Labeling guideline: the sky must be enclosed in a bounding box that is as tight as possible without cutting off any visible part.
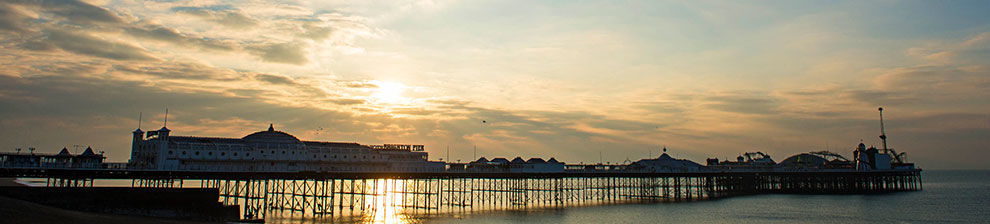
[0,0,987,169]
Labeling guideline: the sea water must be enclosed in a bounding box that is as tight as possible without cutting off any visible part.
[425,170,989,224]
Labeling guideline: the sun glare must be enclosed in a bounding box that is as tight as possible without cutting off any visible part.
[370,81,410,105]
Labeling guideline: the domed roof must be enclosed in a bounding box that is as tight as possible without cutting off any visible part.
[242,124,301,144]
[778,153,828,168]
[657,153,673,160]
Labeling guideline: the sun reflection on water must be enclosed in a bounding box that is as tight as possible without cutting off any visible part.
[363,179,409,224]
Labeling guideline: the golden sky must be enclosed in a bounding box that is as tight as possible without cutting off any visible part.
[0,0,988,169]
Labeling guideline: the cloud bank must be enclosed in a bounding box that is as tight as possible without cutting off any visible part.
[0,0,987,169]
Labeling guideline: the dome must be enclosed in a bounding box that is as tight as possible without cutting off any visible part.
[658,153,673,160]
[242,124,301,144]
[778,153,828,168]
[629,153,703,171]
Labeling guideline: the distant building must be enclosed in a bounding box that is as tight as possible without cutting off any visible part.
[465,157,565,173]
[0,147,105,169]
[707,151,776,171]
[626,153,703,172]
[853,143,892,171]
[777,153,829,169]
[128,124,445,172]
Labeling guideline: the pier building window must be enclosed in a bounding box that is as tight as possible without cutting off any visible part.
[195,152,200,156]
[182,151,187,155]
[220,152,225,156]
[233,153,237,156]
[208,152,213,156]
[168,151,173,155]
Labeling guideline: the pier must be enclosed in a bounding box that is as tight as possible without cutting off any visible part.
[0,168,921,220]
[0,108,924,221]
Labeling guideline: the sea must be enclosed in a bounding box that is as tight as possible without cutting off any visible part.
[423,170,988,224]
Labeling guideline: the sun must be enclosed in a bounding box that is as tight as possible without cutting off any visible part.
[370,81,410,105]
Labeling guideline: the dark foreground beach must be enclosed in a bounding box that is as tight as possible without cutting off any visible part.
[0,178,209,224]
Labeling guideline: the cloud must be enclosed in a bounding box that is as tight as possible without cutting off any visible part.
[43,29,156,61]
[329,98,365,105]
[2,0,988,169]
[1,0,376,67]
[18,40,57,51]
[253,73,297,85]
[30,0,125,26]
[703,93,778,115]
[171,6,259,29]
[111,62,237,80]
[0,4,29,32]
[123,23,235,51]
[247,42,308,65]
[344,81,378,89]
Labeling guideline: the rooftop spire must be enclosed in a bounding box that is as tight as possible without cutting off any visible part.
[268,123,274,132]
[879,107,888,154]
[163,107,168,128]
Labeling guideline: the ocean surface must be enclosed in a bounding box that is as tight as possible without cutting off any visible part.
[423,170,988,224]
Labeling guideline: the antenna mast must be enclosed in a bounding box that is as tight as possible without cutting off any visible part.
[138,112,142,129]
[164,108,168,127]
[879,107,888,154]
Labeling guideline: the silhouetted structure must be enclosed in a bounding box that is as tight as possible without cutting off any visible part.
[0,147,104,169]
